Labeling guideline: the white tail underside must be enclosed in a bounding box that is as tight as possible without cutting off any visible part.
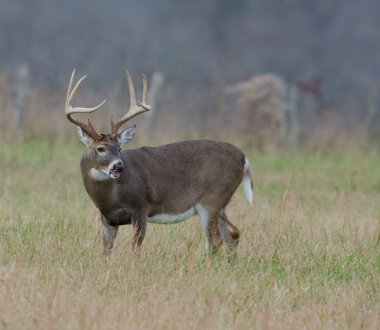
[242,158,254,206]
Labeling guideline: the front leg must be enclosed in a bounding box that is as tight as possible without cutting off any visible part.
[101,214,118,255]
[131,214,147,253]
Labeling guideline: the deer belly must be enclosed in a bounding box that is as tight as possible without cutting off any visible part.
[147,207,196,224]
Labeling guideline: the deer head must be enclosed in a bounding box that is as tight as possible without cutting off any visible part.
[65,69,150,180]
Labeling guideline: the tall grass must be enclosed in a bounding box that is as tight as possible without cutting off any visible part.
[0,135,379,329]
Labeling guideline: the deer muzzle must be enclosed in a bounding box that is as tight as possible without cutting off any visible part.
[109,160,124,179]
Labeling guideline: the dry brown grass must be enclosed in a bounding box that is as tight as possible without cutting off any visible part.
[0,136,379,329]
[0,73,379,329]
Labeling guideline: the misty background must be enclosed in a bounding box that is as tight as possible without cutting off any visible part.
[1,0,380,148]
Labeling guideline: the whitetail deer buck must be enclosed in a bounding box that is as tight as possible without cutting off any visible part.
[65,69,253,257]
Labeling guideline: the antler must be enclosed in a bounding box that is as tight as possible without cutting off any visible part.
[65,70,107,140]
[111,69,151,134]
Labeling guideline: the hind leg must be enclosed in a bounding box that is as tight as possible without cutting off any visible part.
[195,204,223,254]
[219,209,240,259]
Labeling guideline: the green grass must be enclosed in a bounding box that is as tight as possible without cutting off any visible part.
[0,136,380,329]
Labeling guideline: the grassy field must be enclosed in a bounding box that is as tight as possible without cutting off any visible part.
[0,134,379,329]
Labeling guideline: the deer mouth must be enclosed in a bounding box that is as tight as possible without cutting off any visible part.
[110,168,122,179]
[108,160,124,179]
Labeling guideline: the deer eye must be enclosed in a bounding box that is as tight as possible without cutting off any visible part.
[96,146,106,153]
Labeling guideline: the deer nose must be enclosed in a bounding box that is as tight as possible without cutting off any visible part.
[113,160,124,172]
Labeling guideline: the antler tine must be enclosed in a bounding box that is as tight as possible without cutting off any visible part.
[111,69,151,134]
[126,70,137,109]
[140,74,151,111]
[65,69,77,110]
[65,70,107,140]
[66,74,87,112]
[65,71,107,115]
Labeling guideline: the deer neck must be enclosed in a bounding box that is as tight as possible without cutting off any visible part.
[80,155,117,198]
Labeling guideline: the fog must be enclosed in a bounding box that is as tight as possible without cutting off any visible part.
[1,1,380,145]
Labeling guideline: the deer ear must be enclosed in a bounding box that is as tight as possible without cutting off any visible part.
[117,125,136,144]
[77,126,94,146]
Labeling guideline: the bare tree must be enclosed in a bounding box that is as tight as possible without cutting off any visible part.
[12,63,30,129]
[226,74,287,149]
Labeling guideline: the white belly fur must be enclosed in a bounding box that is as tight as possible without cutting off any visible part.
[148,207,196,224]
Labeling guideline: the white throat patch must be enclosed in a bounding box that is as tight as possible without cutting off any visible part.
[89,168,111,181]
